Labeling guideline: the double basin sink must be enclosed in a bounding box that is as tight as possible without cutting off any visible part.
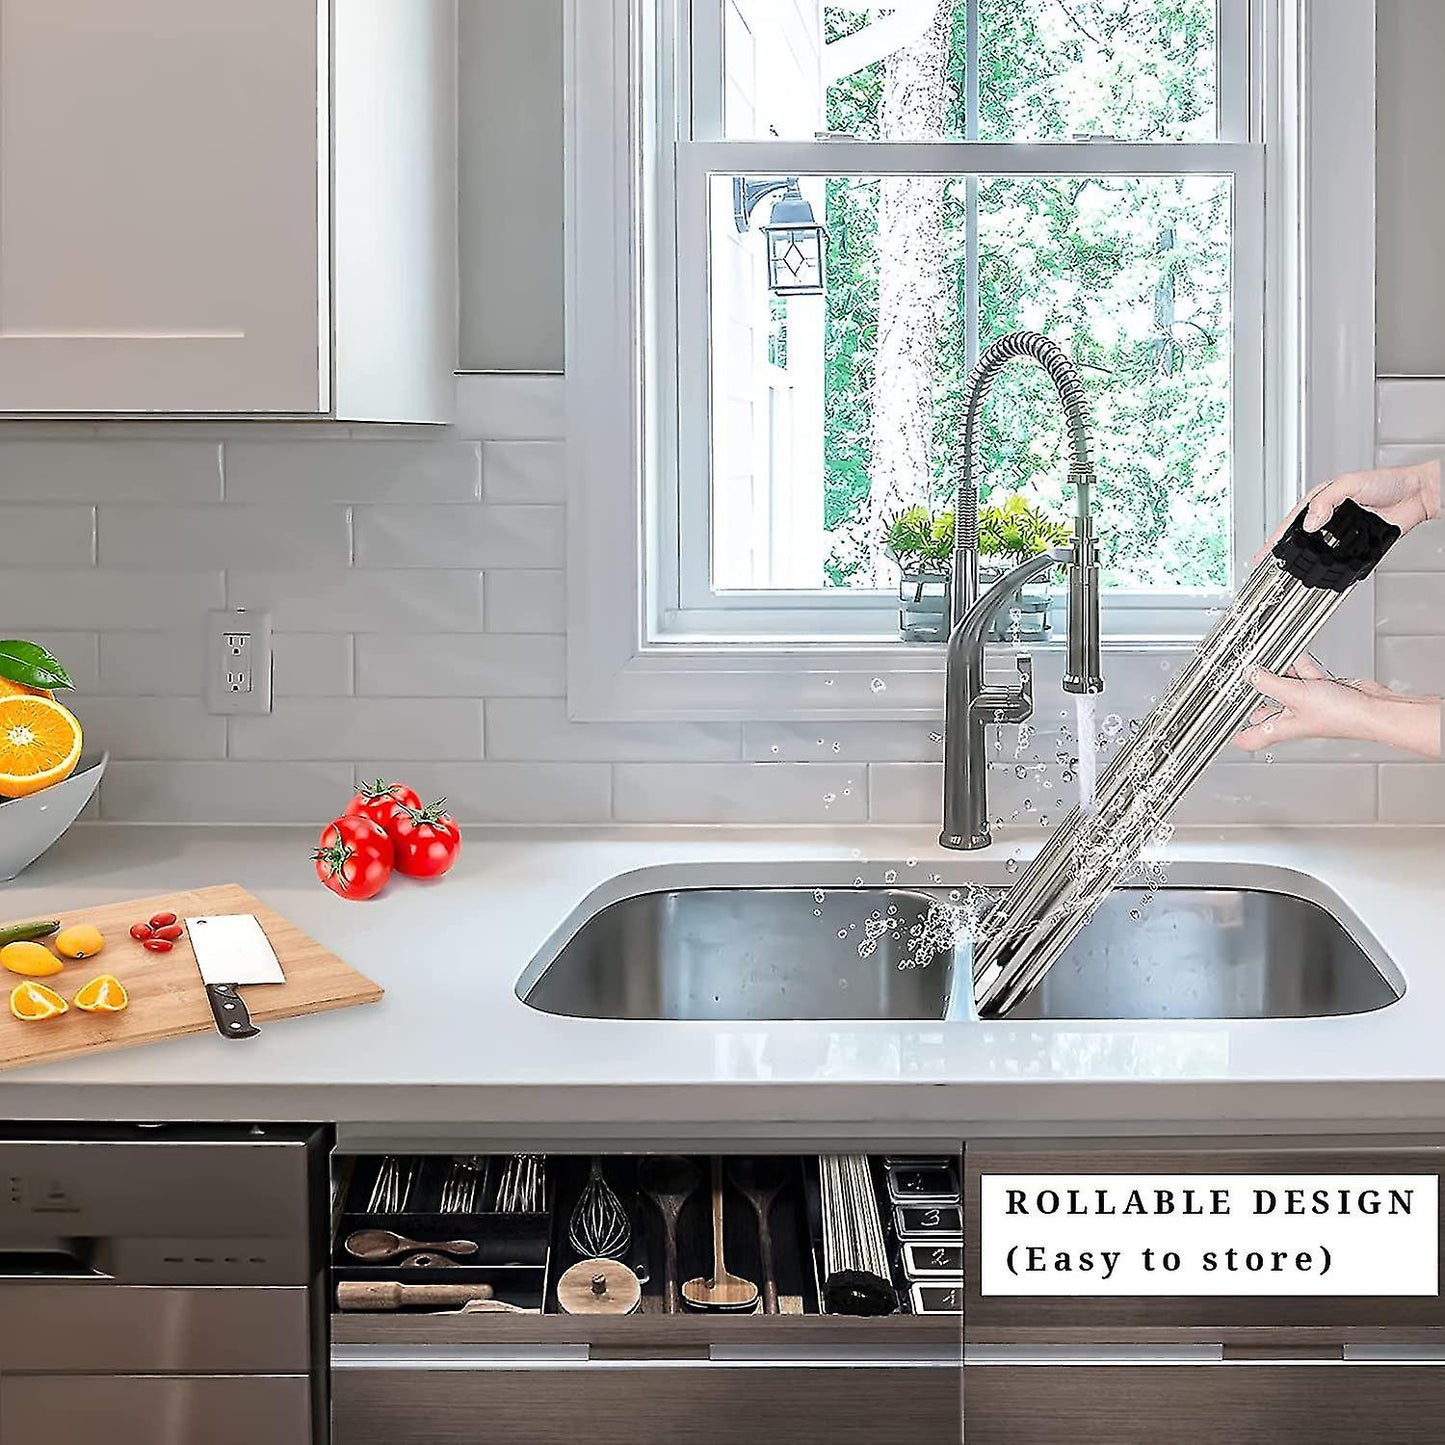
[519,872,1402,1023]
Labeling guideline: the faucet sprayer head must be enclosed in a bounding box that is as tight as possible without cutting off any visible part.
[1062,531,1105,696]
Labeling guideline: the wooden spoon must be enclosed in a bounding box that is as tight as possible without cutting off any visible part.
[345,1228,478,1262]
[728,1156,789,1315]
[682,1158,759,1312]
[638,1154,701,1315]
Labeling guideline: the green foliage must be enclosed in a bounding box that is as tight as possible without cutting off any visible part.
[818,0,1230,593]
[978,495,1073,563]
[885,506,955,571]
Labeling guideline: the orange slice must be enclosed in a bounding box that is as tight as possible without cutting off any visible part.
[0,695,82,798]
[0,676,53,702]
[73,974,128,1013]
[9,980,67,1020]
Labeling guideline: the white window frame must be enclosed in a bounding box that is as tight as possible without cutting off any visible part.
[565,0,1376,722]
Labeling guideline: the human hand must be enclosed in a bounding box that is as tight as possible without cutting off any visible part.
[1256,459,1441,562]
[1233,654,1443,759]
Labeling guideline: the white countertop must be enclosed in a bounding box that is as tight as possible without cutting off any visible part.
[0,823,1442,1141]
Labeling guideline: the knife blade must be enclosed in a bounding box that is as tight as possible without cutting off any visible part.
[185,914,285,1041]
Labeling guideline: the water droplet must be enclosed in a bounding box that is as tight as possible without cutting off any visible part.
[832,741,841,752]
[930,731,943,744]
[812,908,822,917]
[813,889,825,903]
[1129,909,1141,920]
[824,678,834,687]
[884,869,898,883]
[837,930,848,939]
[949,890,962,902]
[1023,799,1035,811]
[1005,859,1019,874]
[823,792,836,805]
[770,744,780,755]
[906,858,917,867]
[870,677,887,694]
[1040,815,1050,826]
[1262,752,1274,764]
[817,738,826,747]
[1015,766,1028,780]
[853,876,864,886]
[842,787,851,796]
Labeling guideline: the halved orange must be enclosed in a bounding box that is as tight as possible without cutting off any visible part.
[0,696,82,798]
[0,676,53,702]
[73,974,128,1013]
[9,980,67,1020]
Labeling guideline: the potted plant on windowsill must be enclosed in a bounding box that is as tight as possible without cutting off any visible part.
[885,506,954,643]
[978,495,1072,642]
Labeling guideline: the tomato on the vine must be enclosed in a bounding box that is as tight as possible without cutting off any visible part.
[314,815,394,900]
[390,800,462,879]
[344,778,422,839]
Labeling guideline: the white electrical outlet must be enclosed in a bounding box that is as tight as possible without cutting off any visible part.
[207,610,272,715]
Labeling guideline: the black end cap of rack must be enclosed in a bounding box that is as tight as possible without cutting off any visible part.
[1271,497,1401,591]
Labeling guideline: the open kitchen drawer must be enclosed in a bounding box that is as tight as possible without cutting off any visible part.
[329,1150,965,1445]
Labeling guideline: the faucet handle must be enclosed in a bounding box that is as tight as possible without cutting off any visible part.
[974,654,1034,725]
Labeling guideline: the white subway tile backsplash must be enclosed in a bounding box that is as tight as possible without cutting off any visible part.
[74,697,226,760]
[352,760,612,822]
[1171,762,1378,825]
[484,570,565,633]
[0,441,223,502]
[486,698,739,761]
[1379,763,1445,823]
[354,504,564,569]
[273,634,354,698]
[482,441,565,503]
[228,570,485,633]
[228,698,483,762]
[356,634,565,697]
[101,761,355,823]
[1376,380,1445,445]
[99,505,351,569]
[614,763,868,823]
[1376,574,1440,635]
[224,441,482,502]
[454,374,565,440]
[0,505,94,566]
[744,720,943,763]
[1378,635,1445,694]
[0,569,223,631]
[98,630,205,696]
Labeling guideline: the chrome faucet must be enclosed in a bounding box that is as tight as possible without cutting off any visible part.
[940,332,1106,851]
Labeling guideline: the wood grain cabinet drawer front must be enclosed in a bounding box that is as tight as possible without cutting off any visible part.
[966,1141,1445,1335]
[332,1358,964,1445]
[964,1364,1445,1445]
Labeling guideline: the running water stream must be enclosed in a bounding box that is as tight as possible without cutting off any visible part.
[1074,693,1098,814]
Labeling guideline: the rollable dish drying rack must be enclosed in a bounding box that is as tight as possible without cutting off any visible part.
[972,498,1401,1019]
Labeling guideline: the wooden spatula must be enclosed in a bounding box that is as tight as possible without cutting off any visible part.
[682,1157,760,1312]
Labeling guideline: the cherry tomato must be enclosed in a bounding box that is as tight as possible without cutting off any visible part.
[390,800,462,880]
[130,923,154,941]
[149,912,177,928]
[143,938,173,953]
[154,924,184,941]
[344,779,422,841]
[314,815,394,900]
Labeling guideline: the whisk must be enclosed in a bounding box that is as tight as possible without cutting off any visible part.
[567,1157,632,1260]
[496,1154,546,1213]
[440,1155,487,1214]
[366,1156,418,1213]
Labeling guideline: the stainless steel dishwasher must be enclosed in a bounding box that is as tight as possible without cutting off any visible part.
[0,1122,330,1445]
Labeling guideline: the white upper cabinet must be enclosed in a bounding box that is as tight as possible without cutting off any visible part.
[0,0,455,420]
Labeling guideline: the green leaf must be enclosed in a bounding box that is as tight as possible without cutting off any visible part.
[0,640,75,691]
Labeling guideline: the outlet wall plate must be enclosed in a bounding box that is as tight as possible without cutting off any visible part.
[207,609,272,715]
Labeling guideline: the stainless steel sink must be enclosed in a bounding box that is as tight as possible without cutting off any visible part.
[519,885,1401,1023]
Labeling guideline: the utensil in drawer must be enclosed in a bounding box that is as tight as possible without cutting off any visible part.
[399,1252,464,1269]
[345,1228,480,1263]
[728,1156,788,1316]
[496,1154,546,1213]
[893,1203,964,1242]
[567,1157,631,1261]
[439,1155,487,1214]
[185,913,286,1040]
[902,1241,964,1282]
[682,1158,759,1313]
[336,1281,496,1311]
[884,1162,960,1206]
[365,1156,419,1213]
[819,1154,896,1317]
[638,1154,700,1315]
[558,1258,643,1315]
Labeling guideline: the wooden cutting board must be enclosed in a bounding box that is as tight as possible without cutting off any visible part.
[0,884,383,1074]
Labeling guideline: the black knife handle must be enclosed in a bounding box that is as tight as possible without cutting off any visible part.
[205,984,260,1040]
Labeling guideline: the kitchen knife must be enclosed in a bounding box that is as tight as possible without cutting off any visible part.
[185,914,285,1040]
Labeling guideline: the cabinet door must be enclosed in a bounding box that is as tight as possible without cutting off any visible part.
[0,0,324,413]
[964,1365,1445,1444]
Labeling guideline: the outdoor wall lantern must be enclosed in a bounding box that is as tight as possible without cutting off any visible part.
[732,177,827,297]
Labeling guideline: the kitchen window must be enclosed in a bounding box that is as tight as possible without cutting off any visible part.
[566,0,1375,719]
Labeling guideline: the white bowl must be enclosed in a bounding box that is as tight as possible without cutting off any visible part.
[0,751,107,883]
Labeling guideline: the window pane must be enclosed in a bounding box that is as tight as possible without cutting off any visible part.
[706,172,1233,594]
[716,1,1218,142]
